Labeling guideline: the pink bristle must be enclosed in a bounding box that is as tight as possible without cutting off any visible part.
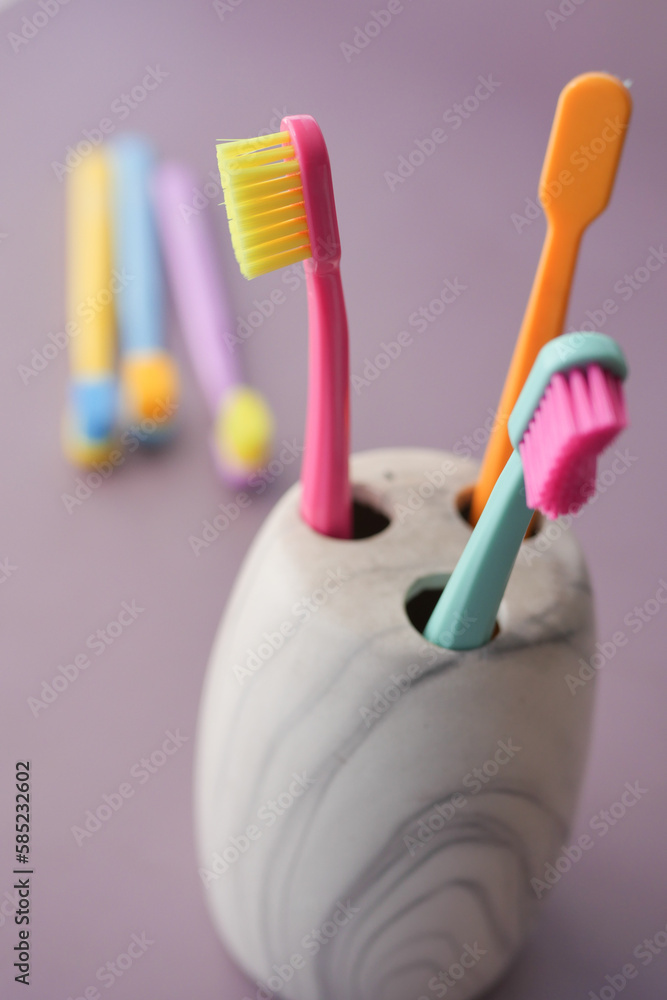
[608,368,628,425]
[588,365,614,424]
[528,373,570,511]
[569,368,595,433]
[519,363,627,518]
[530,381,556,501]
[584,365,622,450]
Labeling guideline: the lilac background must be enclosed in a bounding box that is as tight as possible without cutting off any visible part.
[1,0,666,997]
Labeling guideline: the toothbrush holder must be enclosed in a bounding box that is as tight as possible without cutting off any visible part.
[195,447,596,1000]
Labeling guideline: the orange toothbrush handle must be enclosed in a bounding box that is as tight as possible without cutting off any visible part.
[470,224,581,524]
[469,72,632,527]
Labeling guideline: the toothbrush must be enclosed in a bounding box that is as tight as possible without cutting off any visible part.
[425,331,628,650]
[217,115,352,538]
[469,72,632,526]
[110,134,179,442]
[153,162,274,484]
[63,148,117,465]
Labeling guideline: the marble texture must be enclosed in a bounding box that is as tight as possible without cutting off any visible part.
[195,449,597,1000]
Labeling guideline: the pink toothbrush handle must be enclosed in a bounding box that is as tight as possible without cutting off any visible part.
[282,114,352,540]
[153,163,239,414]
[301,262,351,539]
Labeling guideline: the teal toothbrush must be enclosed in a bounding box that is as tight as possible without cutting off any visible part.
[424,332,628,650]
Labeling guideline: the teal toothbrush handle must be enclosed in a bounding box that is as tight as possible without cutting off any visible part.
[424,450,532,649]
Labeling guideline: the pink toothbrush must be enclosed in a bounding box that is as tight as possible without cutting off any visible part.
[153,162,274,485]
[217,115,351,538]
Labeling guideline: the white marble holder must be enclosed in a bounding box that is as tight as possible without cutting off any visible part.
[195,448,596,1000]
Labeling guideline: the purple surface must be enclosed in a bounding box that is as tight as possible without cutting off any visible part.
[1,1,666,997]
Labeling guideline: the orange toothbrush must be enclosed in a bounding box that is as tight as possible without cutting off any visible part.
[469,71,632,526]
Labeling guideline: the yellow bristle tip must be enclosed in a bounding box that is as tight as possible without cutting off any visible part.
[216,386,274,469]
[217,131,311,280]
[61,412,116,467]
[217,131,290,162]
[122,353,179,424]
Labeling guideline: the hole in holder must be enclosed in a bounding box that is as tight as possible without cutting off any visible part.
[405,574,500,643]
[405,574,449,634]
[456,483,541,538]
[352,498,391,540]
[455,485,475,526]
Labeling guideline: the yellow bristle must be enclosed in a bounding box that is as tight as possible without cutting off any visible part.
[223,158,299,184]
[236,216,309,253]
[223,144,297,170]
[232,189,305,219]
[217,131,312,279]
[228,173,302,207]
[243,230,312,266]
[218,131,290,159]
